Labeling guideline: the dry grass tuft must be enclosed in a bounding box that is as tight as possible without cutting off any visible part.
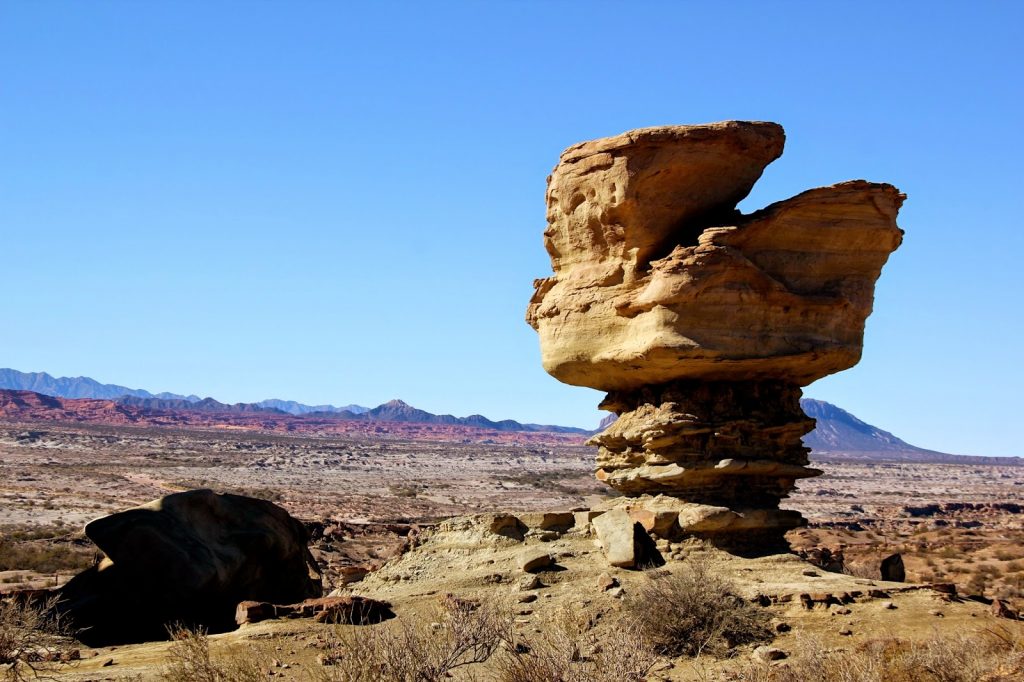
[314,596,513,682]
[623,558,773,658]
[729,628,1024,682]
[0,595,73,682]
[159,625,267,682]
[497,606,658,682]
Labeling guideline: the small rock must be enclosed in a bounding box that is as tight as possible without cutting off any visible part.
[833,607,851,615]
[518,593,538,604]
[596,572,619,591]
[101,658,115,667]
[839,628,853,636]
[753,646,788,661]
[773,621,791,633]
[519,575,542,590]
[802,569,820,577]
[991,599,1019,620]
[880,553,905,582]
[518,550,554,573]
[608,587,625,599]
[929,609,944,617]
[882,601,897,610]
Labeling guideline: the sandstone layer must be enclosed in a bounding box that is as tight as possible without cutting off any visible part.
[527,121,904,549]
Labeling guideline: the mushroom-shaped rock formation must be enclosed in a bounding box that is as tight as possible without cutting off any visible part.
[527,121,903,551]
[57,489,322,645]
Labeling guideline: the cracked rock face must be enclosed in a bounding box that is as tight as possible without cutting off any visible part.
[527,121,904,550]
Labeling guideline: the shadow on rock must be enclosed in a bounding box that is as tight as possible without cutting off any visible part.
[57,489,322,647]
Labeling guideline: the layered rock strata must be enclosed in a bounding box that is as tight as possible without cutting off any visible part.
[527,121,904,550]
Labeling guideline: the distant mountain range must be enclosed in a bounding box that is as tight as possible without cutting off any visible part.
[0,368,1019,464]
[0,369,586,434]
[799,399,1019,465]
[0,369,367,416]
[0,368,203,403]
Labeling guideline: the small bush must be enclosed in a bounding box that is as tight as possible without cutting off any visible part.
[314,596,512,682]
[498,606,657,682]
[160,626,267,682]
[0,596,72,682]
[0,526,96,576]
[731,629,1024,682]
[623,558,772,658]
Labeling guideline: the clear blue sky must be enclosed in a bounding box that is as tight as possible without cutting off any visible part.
[2,2,1021,456]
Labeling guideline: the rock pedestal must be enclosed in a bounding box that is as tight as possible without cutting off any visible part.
[527,121,904,552]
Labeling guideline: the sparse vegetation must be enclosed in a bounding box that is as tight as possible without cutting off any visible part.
[160,626,267,682]
[314,596,513,682]
[0,596,73,682]
[623,558,772,658]
[497,607,657,682]
[731,628,1024,682]
[0,526,95,575]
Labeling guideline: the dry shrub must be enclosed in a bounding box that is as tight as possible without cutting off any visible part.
[623,558,772,657]
[160,626,267,682]
[497,606,658,682]
[731,628,1024,682]
[314,595,513,682]
[0,595,74,682]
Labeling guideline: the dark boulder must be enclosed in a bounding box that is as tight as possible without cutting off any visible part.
[880,553,905,582]
[57,489,321,645]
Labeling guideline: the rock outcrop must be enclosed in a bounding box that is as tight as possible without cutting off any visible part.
[527,121,904,551]
[58,489,322,645]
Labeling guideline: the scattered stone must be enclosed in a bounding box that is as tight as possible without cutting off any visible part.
[518,550,554,573]
[101,658,114,667]
[518,593,538,604]
[596,573,619,591]
[236,596,393,626]
[802,569,820,577]
[773,621,791,633]
[518,575,542,590]
[488,514,527,540]
[517,512,575,533]
[882,601,897,610]
[833,607,852,615]
[929,609,944,618]
[839,628,854,636]
[608,587,625,599]
[592,510,663,568]
[753,646,788,661]
[799,546,846,573]
[991,599,1019,620]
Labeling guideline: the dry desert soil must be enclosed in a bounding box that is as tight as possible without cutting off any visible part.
[1,421,1022,681]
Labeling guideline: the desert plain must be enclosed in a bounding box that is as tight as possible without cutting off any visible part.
[1,419,1022,681]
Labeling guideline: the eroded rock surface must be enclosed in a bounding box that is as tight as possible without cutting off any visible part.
[58,489,322,645]
[527,121,904,550]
